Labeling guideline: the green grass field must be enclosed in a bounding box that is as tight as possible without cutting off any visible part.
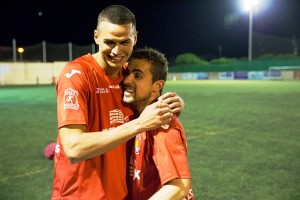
[0,80,300,199]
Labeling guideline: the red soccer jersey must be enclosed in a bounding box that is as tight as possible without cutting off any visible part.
[51,54,134,200]
[128,116,194,200]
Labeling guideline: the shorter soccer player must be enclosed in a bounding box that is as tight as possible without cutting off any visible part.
[123,47,194,200]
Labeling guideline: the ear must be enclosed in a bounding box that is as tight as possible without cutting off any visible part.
[133,32,138,46]
[153,80,165,92]
[94,29,99,44]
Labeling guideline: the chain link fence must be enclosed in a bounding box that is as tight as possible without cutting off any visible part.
[0,33,299,62]
[0,40,96,62]
[253,32,299,58]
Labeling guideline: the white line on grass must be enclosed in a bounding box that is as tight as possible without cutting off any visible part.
[0,168,48,182]
[187,127,240,141]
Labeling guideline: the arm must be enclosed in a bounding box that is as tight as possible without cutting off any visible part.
[149,178,191,200]
[60,101,172,164]
[159,92,185,117]
[149,120,191,199]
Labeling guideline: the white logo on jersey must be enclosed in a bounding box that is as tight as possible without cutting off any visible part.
[109,109,125,125]
[65,69,81,78]
[109,85,120,89]
[130,157,140,181]
[64,88,79,110]
[161,124,170,129]
[96,88,109,94]
[133,169,141,180]
[55,144,60,153]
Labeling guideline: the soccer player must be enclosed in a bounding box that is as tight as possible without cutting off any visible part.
[123,47,194,200]
[51,5,184,200]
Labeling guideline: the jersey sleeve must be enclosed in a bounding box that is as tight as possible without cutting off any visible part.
[152,122,191,185]
[56,61,89,129]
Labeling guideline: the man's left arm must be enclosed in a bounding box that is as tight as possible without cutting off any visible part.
[150,125,191,200]
[149,178,191,200]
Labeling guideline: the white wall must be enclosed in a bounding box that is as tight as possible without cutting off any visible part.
[0,62,66,85]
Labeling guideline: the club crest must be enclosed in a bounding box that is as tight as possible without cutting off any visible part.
[64,88,79,110]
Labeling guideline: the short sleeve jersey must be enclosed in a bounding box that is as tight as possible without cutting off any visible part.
[128,116,194,200]
[51,54,134,200]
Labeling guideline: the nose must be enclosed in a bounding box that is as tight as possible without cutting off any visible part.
[124,73,133,84]
[111,45,120,55]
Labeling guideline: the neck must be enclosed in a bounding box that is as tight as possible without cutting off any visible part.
[137,96,159,115]
[93,52,121,77]
[104,66,121,77]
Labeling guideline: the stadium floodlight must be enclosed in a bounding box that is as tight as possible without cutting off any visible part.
[242,0,263,61]
[17,47,24,62]
[243,0,259,12]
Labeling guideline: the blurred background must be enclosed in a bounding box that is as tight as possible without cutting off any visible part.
[0,1,300,199]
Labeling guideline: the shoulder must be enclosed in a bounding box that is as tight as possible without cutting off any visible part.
[60,54,97,77]
[152,116,186,144]
[163,115,185,135]
[65,54,92,70]
[56,55,95,88]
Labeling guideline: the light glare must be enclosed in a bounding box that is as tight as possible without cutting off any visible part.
[243,0,261,12]
[17,47,24,53]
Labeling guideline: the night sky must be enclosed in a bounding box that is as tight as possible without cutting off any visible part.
[1,0,299,60]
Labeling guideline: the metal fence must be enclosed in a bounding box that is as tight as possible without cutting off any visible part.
[253,32,299,58]
[0,33,299,62]
[0,39,96,62]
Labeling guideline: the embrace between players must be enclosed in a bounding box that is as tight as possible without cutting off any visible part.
[51,5,194,200]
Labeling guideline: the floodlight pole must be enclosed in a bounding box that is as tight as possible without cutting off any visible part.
[248,10,253,61]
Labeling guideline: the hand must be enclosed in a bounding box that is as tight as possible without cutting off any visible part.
[137,101,173,132]
[159,92,185,116]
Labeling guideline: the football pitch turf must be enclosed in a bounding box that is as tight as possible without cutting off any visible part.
[0,80,299,199]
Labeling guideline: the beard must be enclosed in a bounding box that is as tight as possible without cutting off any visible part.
[123,90,153,113]
[123,90,135,104]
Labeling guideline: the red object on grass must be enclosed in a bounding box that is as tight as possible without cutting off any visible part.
[44,142,56,160]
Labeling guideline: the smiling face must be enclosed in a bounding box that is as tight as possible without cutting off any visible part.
[94,21,137,76]
[123,58,164,113]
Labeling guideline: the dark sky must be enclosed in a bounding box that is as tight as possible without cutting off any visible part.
[1,0,299,60]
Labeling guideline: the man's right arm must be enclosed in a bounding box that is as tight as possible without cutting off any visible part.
[159,92,185,117]
[60,101,172,164]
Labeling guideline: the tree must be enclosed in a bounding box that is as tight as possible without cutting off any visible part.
[175,53,208,65]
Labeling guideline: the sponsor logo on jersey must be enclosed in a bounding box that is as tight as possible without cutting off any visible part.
[55,144,60,153]
[133,169,141,181]
[109,109,125,125]
[96,88,109,94]
[64,88,79,110]
[65,69,81,78]
[109,85,120,89]
[135,134,141,154]
[129,158,140,181]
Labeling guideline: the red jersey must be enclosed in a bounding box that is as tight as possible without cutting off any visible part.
[51,54,134,200]
[128,116,194,200]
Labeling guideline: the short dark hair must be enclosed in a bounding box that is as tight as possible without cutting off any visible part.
[129,47,168,83]
[97,5,136,31]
